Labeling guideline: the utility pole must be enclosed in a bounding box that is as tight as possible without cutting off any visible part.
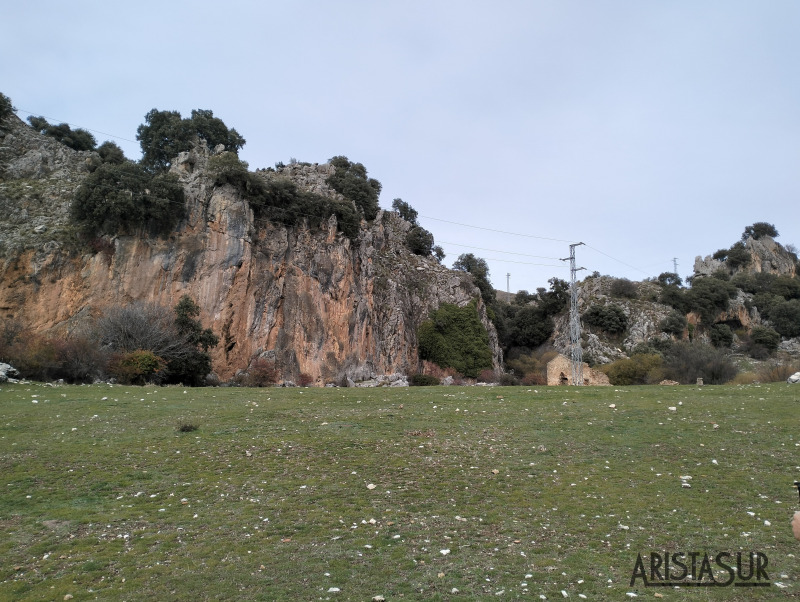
[506,273,511,296]
[561,243,585,385]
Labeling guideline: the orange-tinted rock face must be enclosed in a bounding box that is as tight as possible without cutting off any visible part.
[0,126,501,382]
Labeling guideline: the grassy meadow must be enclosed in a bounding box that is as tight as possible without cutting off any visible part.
[1,382,798,600]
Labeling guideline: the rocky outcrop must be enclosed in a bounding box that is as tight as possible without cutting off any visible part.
[0,117,501,383]
[694,235,797,278]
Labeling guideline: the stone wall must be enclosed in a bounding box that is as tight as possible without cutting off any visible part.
[546,354,610,386]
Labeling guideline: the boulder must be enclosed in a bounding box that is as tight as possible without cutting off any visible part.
[0,363,20,383]
[787,372,800,384]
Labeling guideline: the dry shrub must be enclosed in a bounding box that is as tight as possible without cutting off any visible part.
[478,369,498,383]
[732,372,758,385]
[245,358,279,387]
[297,372,314,387]
[107,350,167,385]
[755,360,800,383]
[522,372,547,386]
[4,329,106,383]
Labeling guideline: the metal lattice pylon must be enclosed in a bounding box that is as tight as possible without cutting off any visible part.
[562,243,585,385]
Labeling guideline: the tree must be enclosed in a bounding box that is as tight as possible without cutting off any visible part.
[417,301,493,378]
[0,92,14,123]
[657,272,683,287]
[406,226,434,256]
[96,141,126,164]
[743,222,778,241]
[770,299,800,338]
[709,324,734,348]
[137,108,245,172]
[169,295,219,386]
[391,198,418,225]
[27,115,96,151]
[327,156,381,221]
[685,277,737,325]
[583,304,628,334]
[452,253,495,305]
[432,245,445,262]
[610,278,638,299]
[71,162,185,236]
[662,341,737,385]
[660,309,687,336]
[508,305,554,348]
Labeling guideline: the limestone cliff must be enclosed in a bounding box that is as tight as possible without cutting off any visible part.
[0,115,501,382]
[694,235,797,278]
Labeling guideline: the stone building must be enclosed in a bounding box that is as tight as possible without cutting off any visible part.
[546,354,611,386]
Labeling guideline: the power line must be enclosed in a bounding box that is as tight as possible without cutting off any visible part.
[419,214,578,243]
[16,108,139,144]
[438,240,563,260]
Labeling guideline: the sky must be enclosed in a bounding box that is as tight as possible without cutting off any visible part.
[3,1,798,294]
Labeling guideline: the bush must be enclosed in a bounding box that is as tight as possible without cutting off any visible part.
[685,277,737,325]
[297,372,314,387]
[660,310,687,336]
[3,331,106,383]
[583,304,628,334]
[709,324,734,348]
[477,369,497,383]
[410,373,440,386]
[27,115,96,151]
[610,278,638,299]
[600,353,664,385]
[770,299,800,338]
[497,373,520,386]
[96,141,126,164]
[107,350,167,385]
[243,358,279,387]
[417,300,493,378]
[209,154,361,240]
[506,347,558,384]
[725,242,751,269]
[327,156,381,221]
[71,162,185,236]
[749,326,780,353]
[662,342,738,384]
[406,226,434,256]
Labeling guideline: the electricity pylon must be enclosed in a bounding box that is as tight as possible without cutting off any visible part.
[561,243,585,385]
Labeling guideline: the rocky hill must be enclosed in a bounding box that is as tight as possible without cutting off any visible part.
[0,114,501,383]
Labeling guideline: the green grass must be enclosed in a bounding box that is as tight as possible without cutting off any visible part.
[1,382,798,600]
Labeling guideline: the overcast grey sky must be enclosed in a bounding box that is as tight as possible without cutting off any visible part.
[3,1,798,293]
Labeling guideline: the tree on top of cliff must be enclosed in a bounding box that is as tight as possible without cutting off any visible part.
[71,162,185,236]
[27,115,97,152]
[453,253,496,305]
[0,92,14,124]
[326,156,381,221]
[742,222,779,241]
[137,108,245,172]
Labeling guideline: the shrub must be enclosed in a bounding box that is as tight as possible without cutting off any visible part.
[755,360,800,383]
[749,326,780,353]
[477,369,497,383]
[3,330,106,383]
[297,372,314,387]
[508,305,554,348]
[583,304,628,334]
[27,115,96,151]
[107,350,167,385]
[600,353,664,385]
[610,278,638,299]
[725,242,750,269]
[660,310,687,336]
[244,358,279,387]
[417,300,493,378]
[685,277,737,325]
[709,324,734,348]
[770,299,800,338]
[406,226,434,256]
[662,342,738,384]
[410,373,440,386]
[327,156,381,221]
[96,141,126,164]
[71,162,185,236]
[497,373,520,386]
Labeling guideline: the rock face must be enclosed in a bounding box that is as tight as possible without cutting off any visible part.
[0,117,501,382]
[694,235,797,278]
